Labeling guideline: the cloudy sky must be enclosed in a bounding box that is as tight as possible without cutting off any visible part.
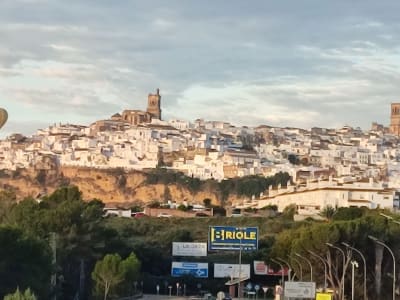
[1,0,400,137]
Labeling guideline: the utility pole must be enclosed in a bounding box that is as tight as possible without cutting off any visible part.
[50,232,57,300]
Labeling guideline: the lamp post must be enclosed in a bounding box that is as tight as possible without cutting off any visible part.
[342,242,367,300]
[368,235,396,300]
[326,242,346,300]
[379,213,400,225]
[350,261,359,300]
[308,250,327,290]
[290,257,303,280]
[295,252,313,281]
[277,257,292,281]
[271,258,285,286]
[237,228,243,300]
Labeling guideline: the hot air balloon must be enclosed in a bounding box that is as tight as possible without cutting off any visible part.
[0,108,8,129]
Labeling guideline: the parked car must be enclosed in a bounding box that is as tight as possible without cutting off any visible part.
[134,212,148,218]
[157,212,172,218]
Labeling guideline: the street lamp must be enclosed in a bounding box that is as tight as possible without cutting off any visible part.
[271,258,285,286]
[368,235,396,300]
[295,252,313,281]
[290,256,303,280]
[350,261,359,300]
[326,242,346,300]
[308,250,327,290]
[277,257,292,281]
[342,242,367,300]
[237,228,243,300]
[379,213,400,225]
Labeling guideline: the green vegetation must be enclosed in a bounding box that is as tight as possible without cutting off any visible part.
[145,168,291,201]
[3,288,37,300]
[92,252,141,300]
[0,226,51,298]
[0,178,399,299]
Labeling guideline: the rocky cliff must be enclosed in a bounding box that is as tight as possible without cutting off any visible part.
[0,166,222,206]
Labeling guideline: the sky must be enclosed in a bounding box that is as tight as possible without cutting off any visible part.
[1,0,400,138]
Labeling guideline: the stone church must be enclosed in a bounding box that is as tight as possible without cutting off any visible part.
[390,103,400,136]
[120,88,162,125]
[90,89,162,134]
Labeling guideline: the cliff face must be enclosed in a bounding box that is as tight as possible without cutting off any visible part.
[0,166,221,206]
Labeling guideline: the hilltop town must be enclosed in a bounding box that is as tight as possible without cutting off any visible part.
[1,90,400,218]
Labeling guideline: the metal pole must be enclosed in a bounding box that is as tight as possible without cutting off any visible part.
[238,232,242,300]
[295,253,313,281]
[308,250,327,290]
[368,235,396,300]
[351,261,358,300]
[272,258,285,287]
[277,257,292,281]
[326,243,345,300]
[342,242,367,300]
[290,257,303,280]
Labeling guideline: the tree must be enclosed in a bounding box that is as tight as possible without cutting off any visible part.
[203,198,212,208]
[0,226,51,297]
[92,254,125,300]
[319,205,337,221]
[4,288,37,300]
[0,189,16,223]
[163,185,172,202]
[92,252,141,300]
[120,253,141,294]
[5,186,115,300]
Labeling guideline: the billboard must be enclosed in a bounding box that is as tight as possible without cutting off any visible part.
[208,226,258,251]
[171,262,208,278]
[266,265,289,276]
[214,263,251,278]
[172,242,207,257]
[253,260,268,275]
[284,281,316,298]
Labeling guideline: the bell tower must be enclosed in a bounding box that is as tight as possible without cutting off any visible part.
[390,103,400,136]
[147,88,162,120]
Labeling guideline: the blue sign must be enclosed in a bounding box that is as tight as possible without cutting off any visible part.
[171,262,208,278]
[208,226,258,251]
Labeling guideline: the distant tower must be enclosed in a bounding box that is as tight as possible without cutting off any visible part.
[147,88,162,120]
[390,103,400,136]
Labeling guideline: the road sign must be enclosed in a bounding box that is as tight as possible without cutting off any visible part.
[284,281,316,298]
[171,262,208,278]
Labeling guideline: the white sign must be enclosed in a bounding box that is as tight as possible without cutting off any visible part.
[214,263,251,278]
[172,242,207,257]
[284,281,316,298]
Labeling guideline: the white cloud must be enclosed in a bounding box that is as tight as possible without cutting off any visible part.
[1,0,400,136]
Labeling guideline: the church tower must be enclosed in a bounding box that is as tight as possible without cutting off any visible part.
[147,88,162,120]
[390,103,400,136]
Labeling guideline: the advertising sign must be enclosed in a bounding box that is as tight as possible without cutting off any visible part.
[172,242,207,257]
[266,265,289,276]
[208,226,258,251]
[284,281,316,298]
[253,260,268,275]
[214,263,251,278]
[171,262,208,278]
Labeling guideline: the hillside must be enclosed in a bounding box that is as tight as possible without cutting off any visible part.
[0,166,222,206]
